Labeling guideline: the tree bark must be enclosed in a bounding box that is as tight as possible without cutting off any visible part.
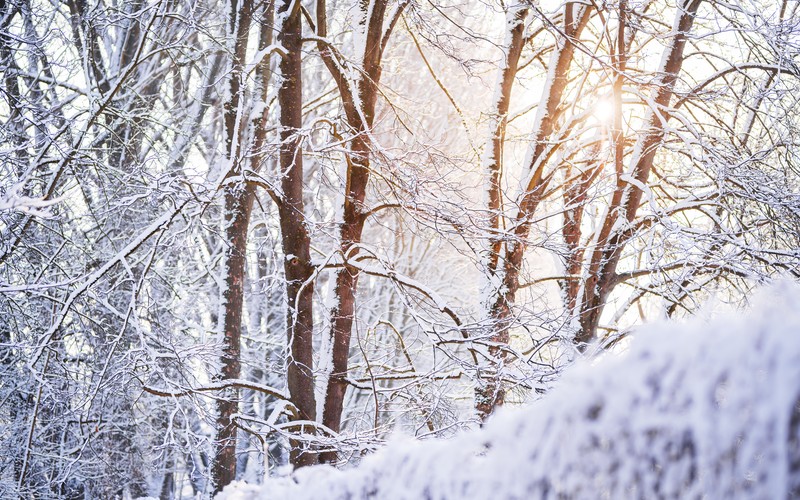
[577,0,702,345]
[212,0,254,492]
[476,4,529,422]
[480,2,592,419]
[316,0,399,462]
[276,0,318,468]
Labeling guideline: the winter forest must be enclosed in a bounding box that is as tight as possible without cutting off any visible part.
[2,0,799,497]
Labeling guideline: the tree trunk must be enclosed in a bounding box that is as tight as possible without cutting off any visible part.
[321,138,370,442]
[577,0,702,345]
[476,4,528,422]
[317,0,396,462]
[276,0,318,468]
[212,0,254,492]
[480,3,592,419]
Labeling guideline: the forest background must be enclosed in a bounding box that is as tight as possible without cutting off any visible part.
[1,0,799,497]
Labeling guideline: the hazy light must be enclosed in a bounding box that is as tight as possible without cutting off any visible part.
[592,98,615,123]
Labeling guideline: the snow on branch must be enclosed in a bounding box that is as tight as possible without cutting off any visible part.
[219,282,800,499]
[142,378,288,401]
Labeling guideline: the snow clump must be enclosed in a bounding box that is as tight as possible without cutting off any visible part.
[218,283,800,499]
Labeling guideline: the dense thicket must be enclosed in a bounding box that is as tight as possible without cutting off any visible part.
[1,0,798,497]
[220,284,800,499]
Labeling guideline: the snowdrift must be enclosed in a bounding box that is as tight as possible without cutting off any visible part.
[218,284,800,499]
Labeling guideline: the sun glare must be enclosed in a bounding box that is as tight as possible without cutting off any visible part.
[592,98,615,123]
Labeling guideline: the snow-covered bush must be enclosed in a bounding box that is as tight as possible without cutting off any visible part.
[219,283,800,499]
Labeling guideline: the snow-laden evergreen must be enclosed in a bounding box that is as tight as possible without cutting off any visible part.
[219,283,800,499]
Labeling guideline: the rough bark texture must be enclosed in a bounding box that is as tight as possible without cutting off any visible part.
[277,0,318,468]
[213,185,254,491]
[212,0,254,492]
[561,168,594,314]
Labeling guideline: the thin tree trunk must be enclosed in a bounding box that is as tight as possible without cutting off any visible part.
[322,136,371,439]
[316,0,401,462]
[480,3,593,419]
[476,4,528,421]
[577,0,702,344]
[561,1,627,323]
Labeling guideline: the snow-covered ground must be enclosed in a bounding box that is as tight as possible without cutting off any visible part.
[218,283,800,499]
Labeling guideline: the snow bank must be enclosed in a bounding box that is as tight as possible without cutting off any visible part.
[218,283,800,499]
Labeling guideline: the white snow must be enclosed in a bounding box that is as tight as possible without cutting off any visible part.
[218,282,800,499]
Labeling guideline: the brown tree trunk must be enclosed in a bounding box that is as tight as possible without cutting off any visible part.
[476,4,528,422]
[212,0,254,492]
[561,168,595,315]
[480,3,593,419]
[483,5,528,282]
[577,0,702,345]
[561,1,627,326]
[276,0,318,468]
[321,138,370,440]
[213,185,254,491]
[316,0,398,463]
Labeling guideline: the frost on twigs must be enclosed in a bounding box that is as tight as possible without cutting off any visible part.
[218,282,800,499]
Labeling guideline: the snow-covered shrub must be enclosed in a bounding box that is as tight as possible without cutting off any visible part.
[218,283,800,499]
